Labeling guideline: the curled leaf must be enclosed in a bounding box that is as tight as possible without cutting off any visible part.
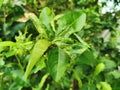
[94,63,105,76]
[28,13,47,38]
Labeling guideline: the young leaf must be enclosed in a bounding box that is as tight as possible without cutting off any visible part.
[38,73,49,89]
[24,40,50,79]
[0,41,15,46]
[28,13,47,37]
[40,7,54,29]
[94,63,105,76]
[47,47,68,82]
[40,7,55,39]
[97,82,112,90]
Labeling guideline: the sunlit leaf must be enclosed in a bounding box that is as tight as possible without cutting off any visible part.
[33,57,46,73]
[97,82,112,90]
[24,40,50,79]
[0,57,5,66]
[40,7,54,29]
[94,63,105,76]
[109,70,120,79]
[56,11,86,37]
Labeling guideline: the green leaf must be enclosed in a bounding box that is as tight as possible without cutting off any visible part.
[40,7,54,29]
[5,50,15,57]
[0,57,5,66]
[81,83,96,90]
[47,47,68,82]
[38,73,49,89]
[33,57,46,73]
[73,70,82,88]
[0,41,15,46]
[62,75,71,88]
[11,70,29,86]
[94,63,105,76]
[57,11,86,37]
[24,40,50,79]
[97,82,112,90]
[100,58,116,70]
[0,0,4,8]
[75,50,96,66]
[0,46,4,52]
[40,7,55,39]
[70,45,88,55]
[45,84,50,90]
[109,70,120,79]
[28,13,47,37]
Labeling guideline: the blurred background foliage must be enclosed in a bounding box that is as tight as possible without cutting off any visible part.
[0,0,120,90]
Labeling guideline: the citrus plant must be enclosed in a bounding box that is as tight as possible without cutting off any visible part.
[0,0,120,90]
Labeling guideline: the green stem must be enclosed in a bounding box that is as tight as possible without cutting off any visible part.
[3,5,6,39]
[0,73,3,90]
[15,55,24,71]
[74,33,89,47]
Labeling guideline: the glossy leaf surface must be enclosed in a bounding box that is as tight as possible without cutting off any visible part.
[57,11,86,37]
[24,40,50,78]
[47,47,68,82]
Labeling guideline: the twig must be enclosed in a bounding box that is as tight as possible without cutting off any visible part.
[3,5,6,39]
[15,55,24,71]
